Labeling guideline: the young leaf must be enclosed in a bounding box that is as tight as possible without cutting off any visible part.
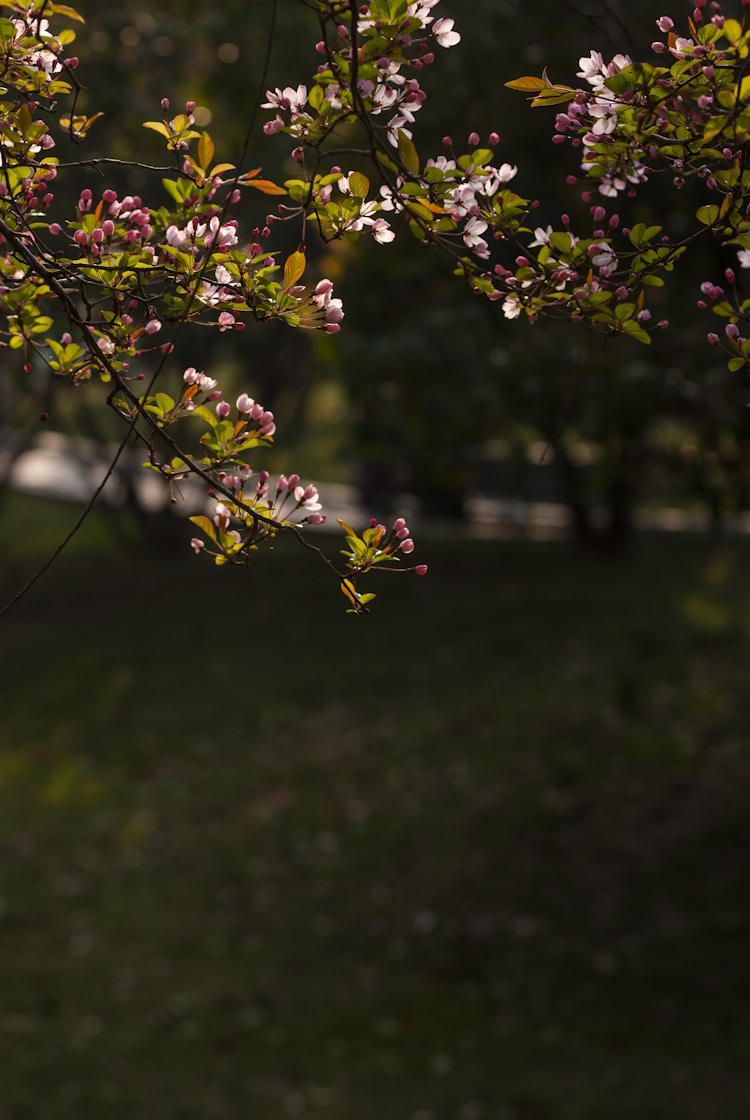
[283,250,306,291]
[505,76,548,92]
[197,131,215,170]
[143,121,171,140]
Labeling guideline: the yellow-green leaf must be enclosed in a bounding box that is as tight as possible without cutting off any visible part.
[504,76,548,92]
[49,3,85,20]
[197,131,215,170]
[283,250,306,291]
[696,203,719,225]
[530,85,577,107]
[143,120,171,139]
[348,171,370,199]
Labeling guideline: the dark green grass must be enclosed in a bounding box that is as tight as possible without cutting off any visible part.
[1,498,749,1120]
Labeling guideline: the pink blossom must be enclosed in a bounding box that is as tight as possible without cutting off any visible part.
[294,483,322,511]
[262,85,308,112]
[502,295,522,319]
[432,18,461,47]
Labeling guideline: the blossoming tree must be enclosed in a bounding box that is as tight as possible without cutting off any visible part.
[3,0,750,612]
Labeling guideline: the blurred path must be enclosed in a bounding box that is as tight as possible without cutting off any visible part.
[6,430,750,538]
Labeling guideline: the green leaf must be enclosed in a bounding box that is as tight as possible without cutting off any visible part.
[309,84,324,112]
[530,86,577,107]
[348,171,370,199]
[375,150,398,174]
[696,204,720,226]
[397,131,420,174]
[621,320,651,344]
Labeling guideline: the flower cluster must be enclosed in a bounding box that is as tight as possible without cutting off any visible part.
[0,0,424,613]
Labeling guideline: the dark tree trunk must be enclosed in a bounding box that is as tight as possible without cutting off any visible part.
[554,440,636,556]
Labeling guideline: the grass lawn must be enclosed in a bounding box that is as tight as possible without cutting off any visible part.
[1,497,749,1120]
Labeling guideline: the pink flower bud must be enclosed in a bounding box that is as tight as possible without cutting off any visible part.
[467,131,480,147]
[48,223,62,235]
[415,564,428,576]
[144,319,161,334]
[236,393,253,413]
[190,537,205,552]
[399,538,415,554]
[215,400,231,418]
[161,98,170,113]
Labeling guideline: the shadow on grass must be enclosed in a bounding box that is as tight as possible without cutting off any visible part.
[1,496,749,1120]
